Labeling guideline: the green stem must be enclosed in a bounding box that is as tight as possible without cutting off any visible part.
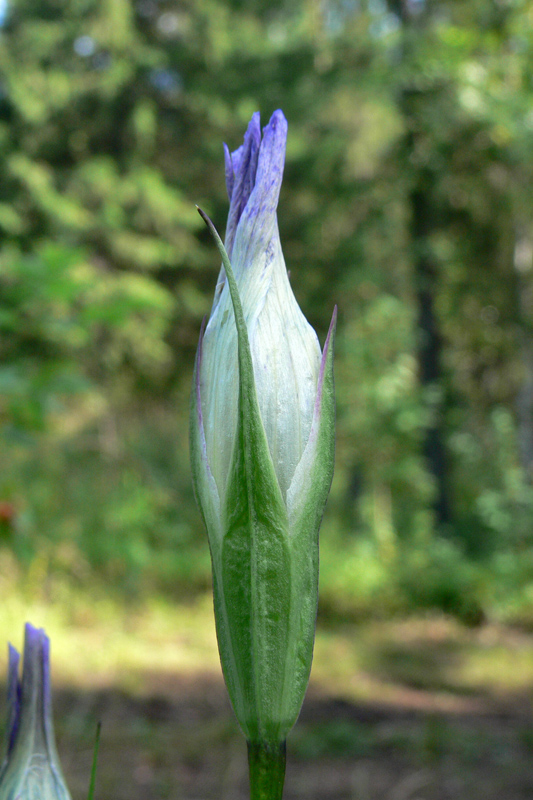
[87,721,101,800]
[247,740,287,800]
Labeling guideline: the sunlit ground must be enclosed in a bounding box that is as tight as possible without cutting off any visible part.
[3,589,533,705]
[1,588,533,799]
[0,590,221,693]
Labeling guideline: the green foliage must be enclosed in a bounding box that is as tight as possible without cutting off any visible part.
[1,0,533,623]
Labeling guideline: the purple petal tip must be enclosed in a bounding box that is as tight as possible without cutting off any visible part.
[266,108,287,132]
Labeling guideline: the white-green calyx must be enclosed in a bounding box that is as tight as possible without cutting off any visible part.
[0,624,72,800]
[191,111,336,749]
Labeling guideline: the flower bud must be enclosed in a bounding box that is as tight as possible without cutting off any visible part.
[201,111,325,503]
[0,624,72,800]
[191,110,336,747]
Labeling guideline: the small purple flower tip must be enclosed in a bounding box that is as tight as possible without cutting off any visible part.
[0,624,72,799]
[224,113,261,258]
[223,110,288,263]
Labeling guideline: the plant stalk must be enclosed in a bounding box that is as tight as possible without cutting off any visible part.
[247,740,287,800]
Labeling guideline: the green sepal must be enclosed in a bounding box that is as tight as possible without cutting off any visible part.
[281,308,336,726]
[189,316,223,553]
[197,209,292,744]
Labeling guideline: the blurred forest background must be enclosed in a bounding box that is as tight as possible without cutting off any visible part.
[3,0,533,627]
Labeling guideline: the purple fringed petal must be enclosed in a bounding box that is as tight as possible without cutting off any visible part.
[224,112,261,259]
[20,624,49,736]
[21,622,39,697]
[230,110,288,273]
[223,143,234,201]
[23,621,42,651]
[250,109,287,226]
[18,623,59,759]
[5,644,21,757]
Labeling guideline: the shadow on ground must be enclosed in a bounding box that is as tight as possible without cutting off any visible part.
[38,673,533,800]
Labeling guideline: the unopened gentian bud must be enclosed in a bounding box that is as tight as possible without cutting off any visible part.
[0,624,72,800]
[191,110,335,798]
